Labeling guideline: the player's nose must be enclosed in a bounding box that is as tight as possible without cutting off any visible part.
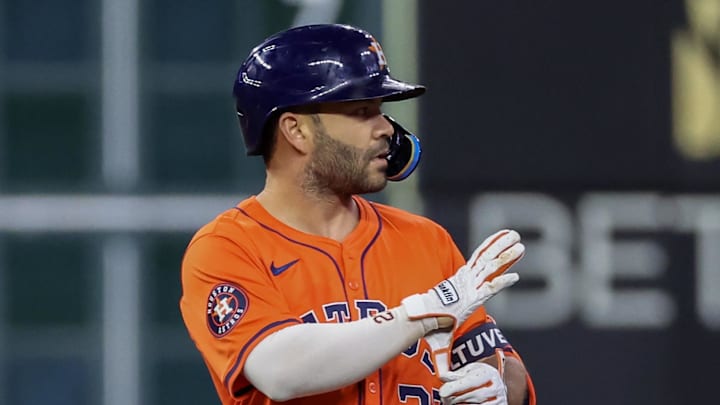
[374,113,394,140]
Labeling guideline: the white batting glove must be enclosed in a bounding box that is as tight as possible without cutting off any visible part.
[439,362,508,405]
[401,230,525,375]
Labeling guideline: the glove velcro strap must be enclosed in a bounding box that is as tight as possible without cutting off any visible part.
[401,294,430,319]
[401,294,444,333]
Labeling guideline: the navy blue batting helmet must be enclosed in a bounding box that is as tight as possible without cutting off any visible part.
[232,24,426,156]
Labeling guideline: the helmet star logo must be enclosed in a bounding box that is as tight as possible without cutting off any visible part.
[368,39,387,70]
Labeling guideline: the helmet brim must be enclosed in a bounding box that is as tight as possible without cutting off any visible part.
[374,75,426,102]
[306,75,425,105]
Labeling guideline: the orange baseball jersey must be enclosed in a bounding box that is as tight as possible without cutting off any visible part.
[180,196,509,405]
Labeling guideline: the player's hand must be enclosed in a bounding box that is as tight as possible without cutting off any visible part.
[400,229,524,374]
[439,362,508,405]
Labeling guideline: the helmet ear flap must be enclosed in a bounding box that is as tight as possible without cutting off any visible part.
[384,114,422,181]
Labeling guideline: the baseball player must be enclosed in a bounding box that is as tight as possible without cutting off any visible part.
[180,24,536,405]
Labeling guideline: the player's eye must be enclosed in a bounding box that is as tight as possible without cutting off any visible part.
[353,106,369,117]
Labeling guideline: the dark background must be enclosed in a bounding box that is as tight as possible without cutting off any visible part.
[421,0,719,193]
[420,1,719,403]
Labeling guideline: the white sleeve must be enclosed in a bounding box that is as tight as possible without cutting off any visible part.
[243,306,436,401]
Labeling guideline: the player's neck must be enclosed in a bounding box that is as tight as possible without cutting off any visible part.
[256,181,360,242]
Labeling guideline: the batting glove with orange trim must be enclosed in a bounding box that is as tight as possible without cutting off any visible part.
[439,361,508,405]
[401,229,525,376]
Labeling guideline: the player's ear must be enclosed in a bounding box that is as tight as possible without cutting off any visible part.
[276,111,312,155]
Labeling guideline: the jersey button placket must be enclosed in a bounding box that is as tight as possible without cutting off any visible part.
[344,253,361,292]
[365,370,381,402]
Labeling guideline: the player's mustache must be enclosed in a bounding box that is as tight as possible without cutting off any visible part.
[364,145,389,161]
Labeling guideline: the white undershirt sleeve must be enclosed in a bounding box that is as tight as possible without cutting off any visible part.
[243,306,436,401]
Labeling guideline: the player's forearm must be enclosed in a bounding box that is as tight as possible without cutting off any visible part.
[244,306,432,401]
[504,356,529,405]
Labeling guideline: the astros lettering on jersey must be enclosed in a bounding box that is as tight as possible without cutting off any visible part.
[180,196,530,405]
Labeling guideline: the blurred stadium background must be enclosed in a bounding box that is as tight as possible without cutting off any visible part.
[0,0,718,404]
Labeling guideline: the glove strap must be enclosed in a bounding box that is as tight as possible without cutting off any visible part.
[401,294,441,333]
[401,294,429,319]
[432,349,451,377]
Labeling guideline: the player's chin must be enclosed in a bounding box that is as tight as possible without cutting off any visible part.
[363,172,388,193]
[358,161,387,191]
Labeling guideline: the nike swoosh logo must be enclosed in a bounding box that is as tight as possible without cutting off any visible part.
[270,259,300,276]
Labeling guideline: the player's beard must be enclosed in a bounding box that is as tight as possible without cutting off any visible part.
[303,119,388,197]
